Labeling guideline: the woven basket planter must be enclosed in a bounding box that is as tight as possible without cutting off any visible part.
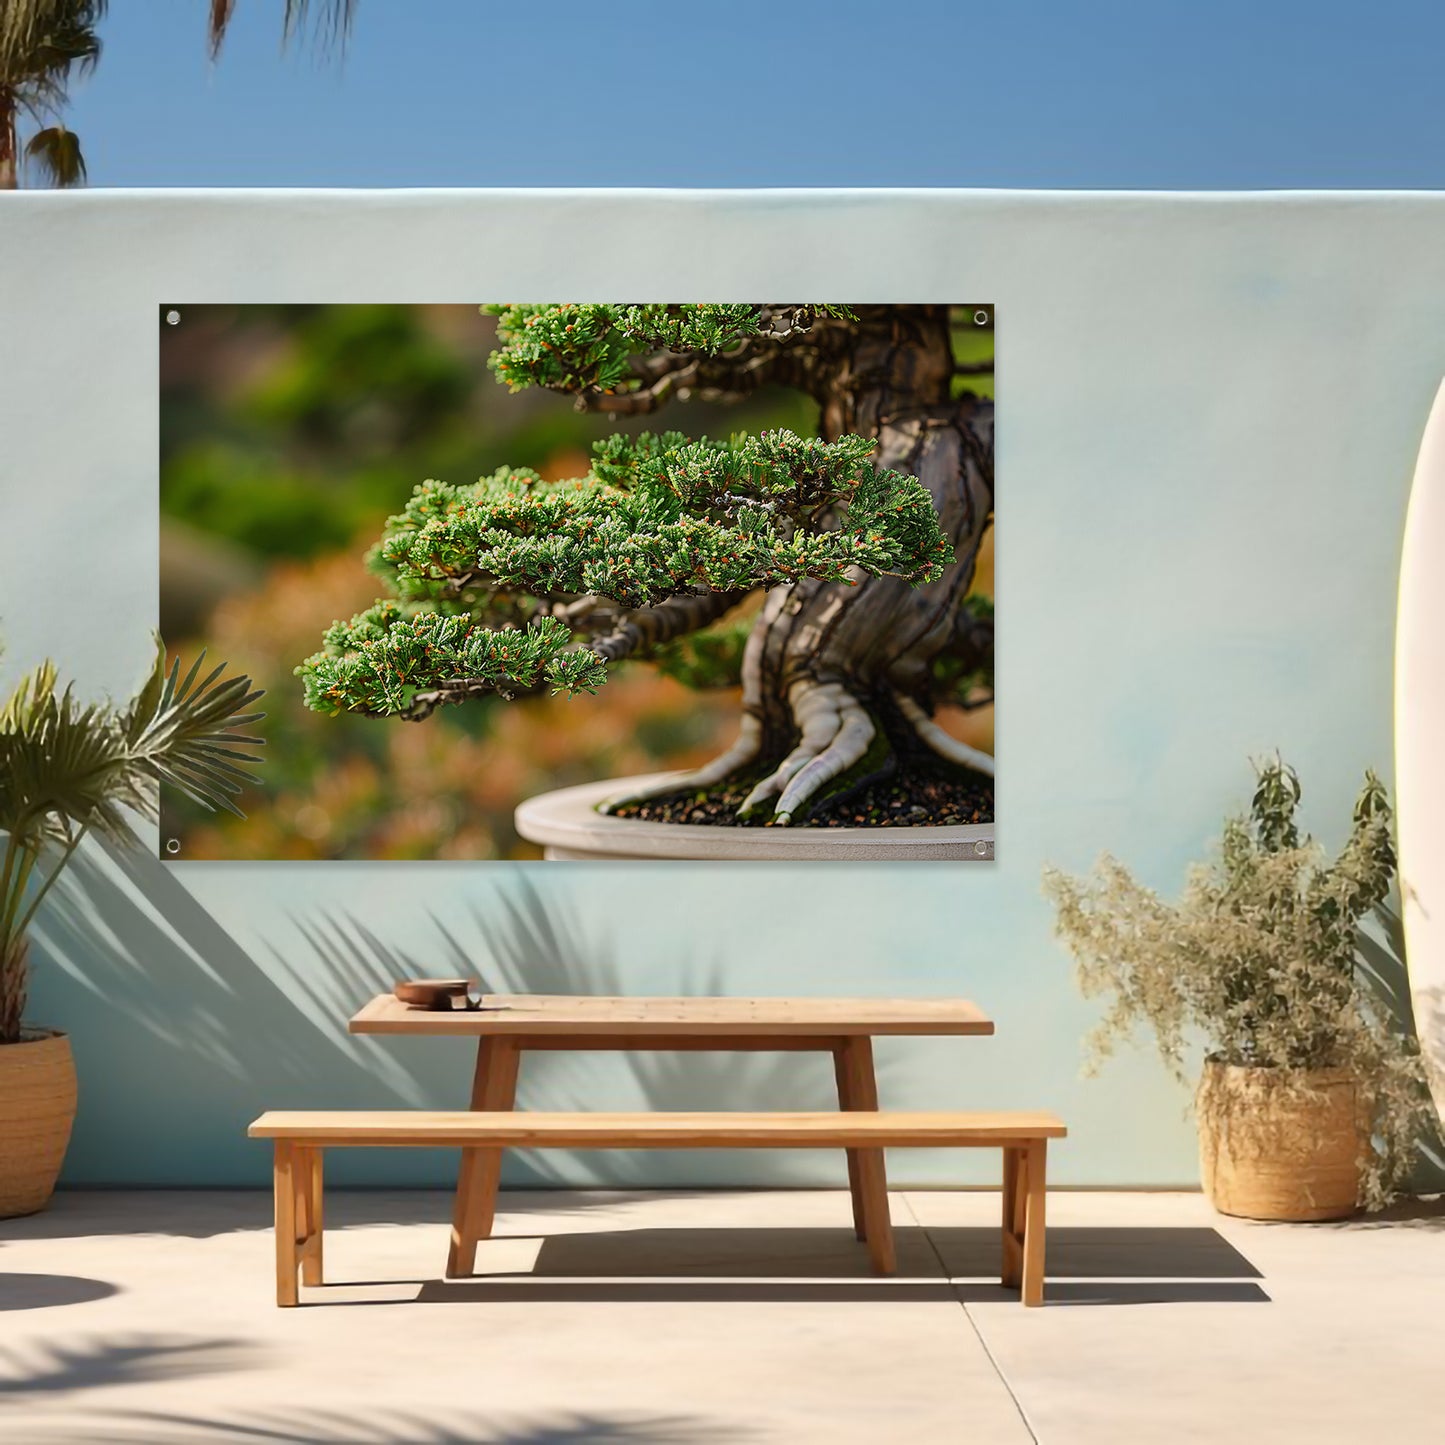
[0,1030,77,1218]
[1196,1059,1365,1222]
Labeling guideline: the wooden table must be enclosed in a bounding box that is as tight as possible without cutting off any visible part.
[349,994,994,1277]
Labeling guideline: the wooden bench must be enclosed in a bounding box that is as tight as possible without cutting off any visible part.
[249,1109,1066,1308]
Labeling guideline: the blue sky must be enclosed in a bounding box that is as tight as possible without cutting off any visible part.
[52,0,1445,187]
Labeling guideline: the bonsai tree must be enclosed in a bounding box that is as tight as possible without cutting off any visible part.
[0,643,264,1041]
[299,304,994,826]
[1043,758,1433,1210]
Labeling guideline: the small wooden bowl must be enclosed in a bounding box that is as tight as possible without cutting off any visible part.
[394,978,476,1010]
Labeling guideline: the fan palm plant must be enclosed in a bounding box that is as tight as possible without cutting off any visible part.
[0,642,264,1042]
[1,0,356,189]
[0,0,103,189]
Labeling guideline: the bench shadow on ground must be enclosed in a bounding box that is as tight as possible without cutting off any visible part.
[321,1223,1269,1307]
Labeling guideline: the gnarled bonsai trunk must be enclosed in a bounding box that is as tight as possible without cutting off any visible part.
[611,306,995,823]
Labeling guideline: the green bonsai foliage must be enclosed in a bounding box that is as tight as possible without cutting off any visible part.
[299,303,994,826]
[1043,758,1433,1209]
[299,309,948,724]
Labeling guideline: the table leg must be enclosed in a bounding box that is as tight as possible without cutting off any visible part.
[1021,1141,1048,1307]
[1000,1146,1022,1289]
[832,1044,866,1240]
[837,1036,894,1275]
[300,1147,324,1287]
[446,1037,521,1278]
[273,1141,299,1308]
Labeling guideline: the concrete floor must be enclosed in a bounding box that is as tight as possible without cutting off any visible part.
[1,1188,1441,1444]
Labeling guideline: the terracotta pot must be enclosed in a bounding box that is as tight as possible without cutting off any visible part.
[0,1030,78,1218]
[1196,1059,1365,1222]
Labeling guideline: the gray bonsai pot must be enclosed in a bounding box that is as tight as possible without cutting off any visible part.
[515,774,994,861]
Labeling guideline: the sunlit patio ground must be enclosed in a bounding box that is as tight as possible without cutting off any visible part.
[2,1187,1442,1443]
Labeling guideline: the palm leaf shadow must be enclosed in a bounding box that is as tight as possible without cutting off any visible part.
[0,1333,262,1396]
[1357,899,1445,1181]
[34,1406,736,1443]
[419,872,894,1188]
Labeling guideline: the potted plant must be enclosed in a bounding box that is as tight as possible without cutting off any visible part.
[297,305,996,859]
[0,642,263,1216]
[1043,759,1432,1220]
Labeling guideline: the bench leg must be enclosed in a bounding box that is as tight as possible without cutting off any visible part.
[837,1037,894,1274]
[1001,1146,1023,1290]
[447,1037,521,1278]
[299,1147,324,1287]
[273,1141,300,1308]
[1021,1141,1048,1306]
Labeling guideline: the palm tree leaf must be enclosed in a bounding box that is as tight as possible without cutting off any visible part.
[173,650,207,706]
[152,760,245,818]
[123,640,168,746]
[131,654,266,816]
[0,685,135,847]
[24,125,85,187]
[205,0,236,60]
[207,0,355,59]
[0,2,106,63]
[157,755,244,798]
[0,660,56,731]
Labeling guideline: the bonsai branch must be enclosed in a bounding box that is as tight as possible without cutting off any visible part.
[589,589,750,662]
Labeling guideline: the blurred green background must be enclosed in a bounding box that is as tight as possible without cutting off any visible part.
[159,305,993,860]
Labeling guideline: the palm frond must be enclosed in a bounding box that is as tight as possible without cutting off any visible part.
[1,2,105,77]
[0,643,264,847]
[23,124,84,186]
[206,0,237,60]
[127,646,265,819]
[0,658,58,731]
[207,0,355,60]
[0,677,134,848]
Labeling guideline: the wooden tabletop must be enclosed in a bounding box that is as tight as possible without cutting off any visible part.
[348,994,994,1038]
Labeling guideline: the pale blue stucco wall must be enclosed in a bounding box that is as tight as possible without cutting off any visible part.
[2,190,1441,1189]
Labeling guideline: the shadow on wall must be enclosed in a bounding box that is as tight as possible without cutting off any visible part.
[1358,902,1445,1188]
[31,842,473,1190]
[30,846,874,1190]
[424,880,869,1188]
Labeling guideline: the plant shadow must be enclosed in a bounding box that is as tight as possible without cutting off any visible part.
[1357,900,1445,1187]
[0,1272,120,1311]
[0,1333,264,1395]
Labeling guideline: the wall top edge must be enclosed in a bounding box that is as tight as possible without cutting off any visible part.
[4,187,1445,206]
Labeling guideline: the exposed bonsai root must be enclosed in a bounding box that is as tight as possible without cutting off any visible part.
[740,680,876,825]
[892,692,995,778]
[598,712,764,814]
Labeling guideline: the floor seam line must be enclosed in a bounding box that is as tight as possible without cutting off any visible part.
[912,1199,1040,1445]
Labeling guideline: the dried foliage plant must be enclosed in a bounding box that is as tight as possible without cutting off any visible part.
[1043,759,1433,1209]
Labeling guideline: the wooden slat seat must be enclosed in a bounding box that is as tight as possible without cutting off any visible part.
[249,1109,1065,1308]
